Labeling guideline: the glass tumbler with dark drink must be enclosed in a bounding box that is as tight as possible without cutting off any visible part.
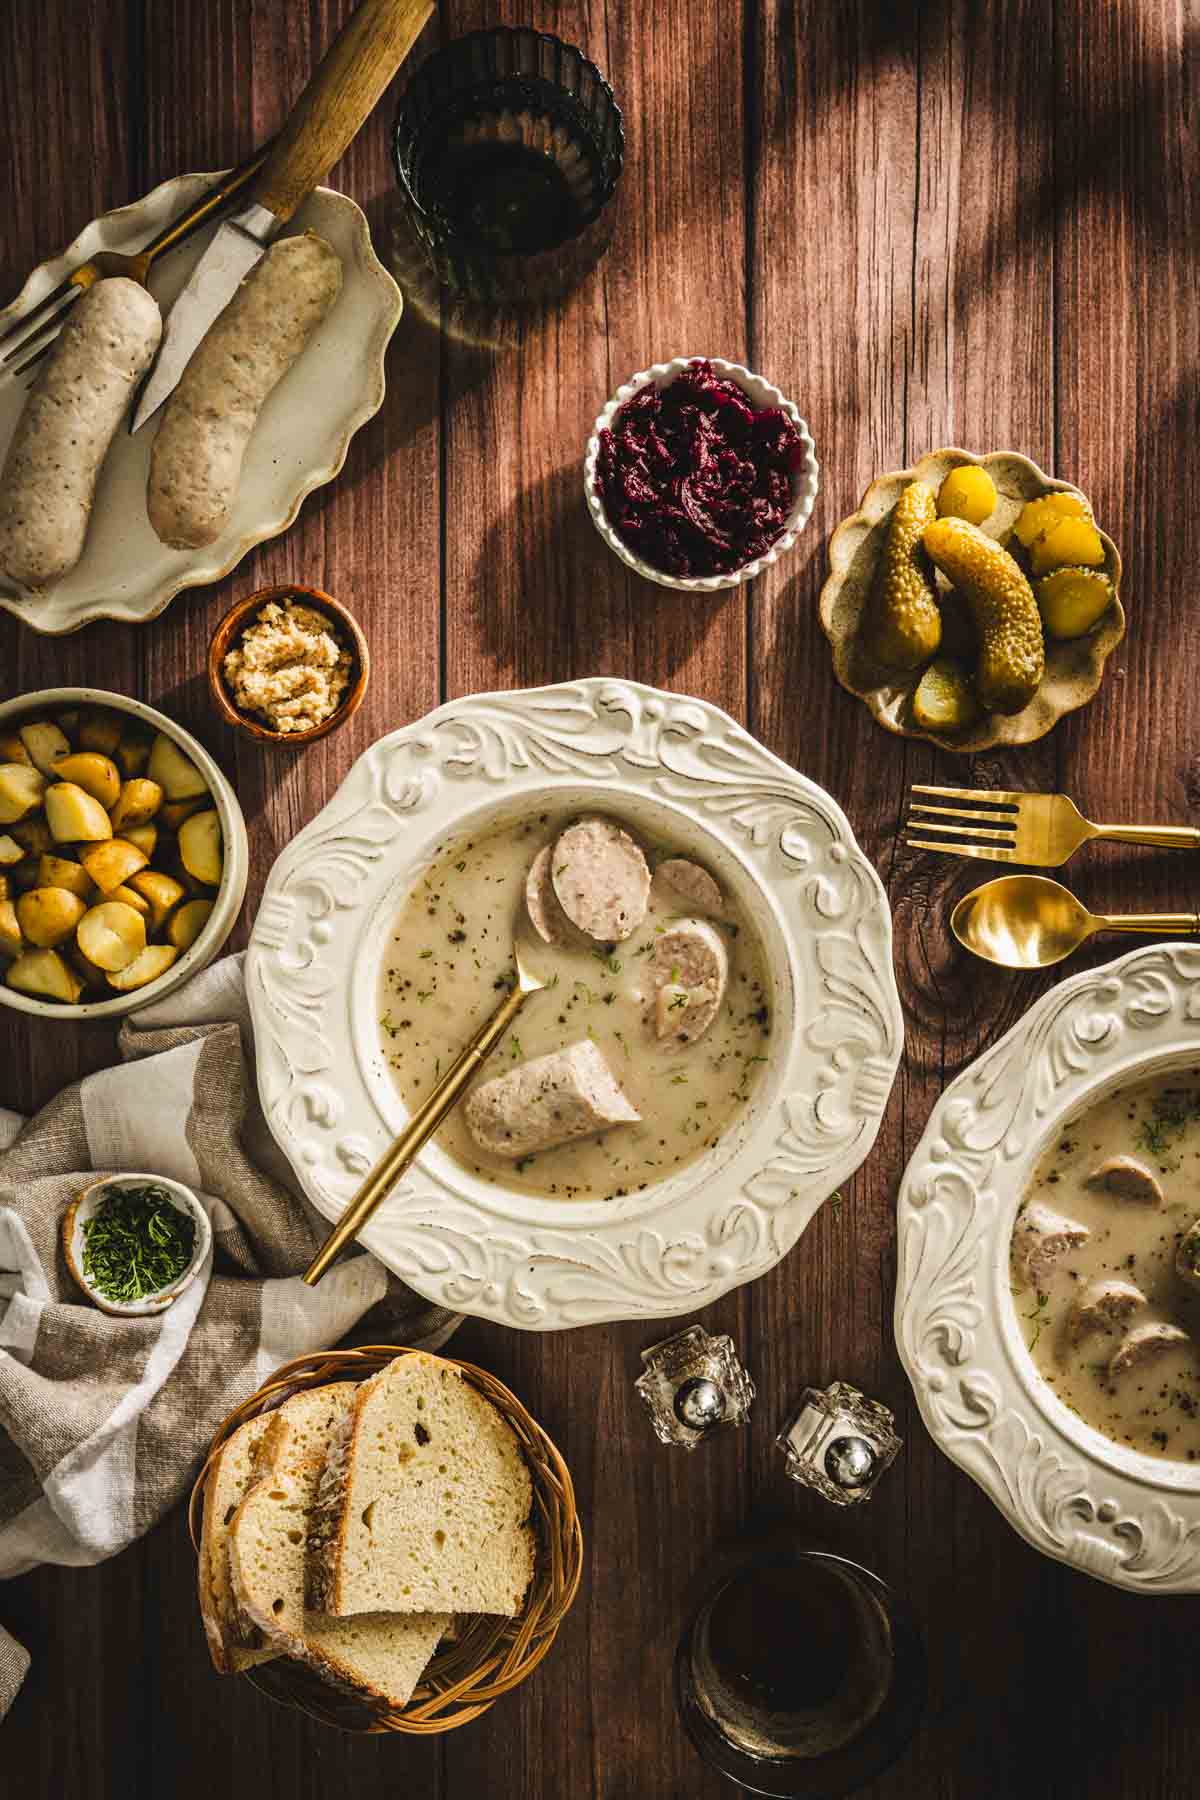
[675,1547,925,1797]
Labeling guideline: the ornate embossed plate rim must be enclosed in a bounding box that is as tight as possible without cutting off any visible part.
[247,679,904,1331]
[895,943,1200,1592]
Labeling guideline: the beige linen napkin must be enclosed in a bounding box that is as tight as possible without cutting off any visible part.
[0,954,458,1719]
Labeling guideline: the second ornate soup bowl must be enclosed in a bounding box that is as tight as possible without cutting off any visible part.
[896,943,1200,1594]
[246,679,903,1331]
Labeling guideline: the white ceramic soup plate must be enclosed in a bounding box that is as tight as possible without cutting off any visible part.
[896,942,1200,1594]
[246,678,903,1331]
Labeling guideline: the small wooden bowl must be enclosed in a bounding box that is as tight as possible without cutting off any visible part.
[207,584,370,747]
[188,1346,584,1734]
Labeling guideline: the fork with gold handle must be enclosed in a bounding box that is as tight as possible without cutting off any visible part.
[906,785,1200,868]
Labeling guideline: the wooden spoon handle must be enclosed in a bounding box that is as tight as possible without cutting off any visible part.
[255,0,433,223]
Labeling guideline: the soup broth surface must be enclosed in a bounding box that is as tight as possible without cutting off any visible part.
[378,810,771,1201]
[1012,1072,1200,1464]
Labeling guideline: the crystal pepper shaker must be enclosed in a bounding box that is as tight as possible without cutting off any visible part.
[635,1324,755,1450]
[776,1380,902,1505]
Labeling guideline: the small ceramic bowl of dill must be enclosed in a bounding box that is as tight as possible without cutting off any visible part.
[61,1174,211,1319]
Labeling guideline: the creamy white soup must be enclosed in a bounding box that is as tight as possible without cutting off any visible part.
[378,810,771,1201]
[1011,1073,1200,1464]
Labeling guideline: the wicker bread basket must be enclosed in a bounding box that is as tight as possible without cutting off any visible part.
[188,1345,583,1733]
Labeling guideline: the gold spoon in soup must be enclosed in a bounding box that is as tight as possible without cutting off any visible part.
[303,910,549,1284]
[951,873,1200,970]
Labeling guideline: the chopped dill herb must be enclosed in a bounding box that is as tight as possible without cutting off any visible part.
[80,1183,195,1305]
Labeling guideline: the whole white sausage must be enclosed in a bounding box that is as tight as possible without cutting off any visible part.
[0,277,162,587]
[147,233,342,550]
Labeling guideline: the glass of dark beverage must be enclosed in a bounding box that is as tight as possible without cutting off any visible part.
[391,27,624,306]
[674,1546,926,1797]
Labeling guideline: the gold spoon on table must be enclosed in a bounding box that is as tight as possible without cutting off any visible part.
[302,921,549,1285]
[951,873,1200,970]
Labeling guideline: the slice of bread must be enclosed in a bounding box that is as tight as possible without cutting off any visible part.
[307,1354,535,1619]
[230,1475,448,1711]
[198,1412,280,1674]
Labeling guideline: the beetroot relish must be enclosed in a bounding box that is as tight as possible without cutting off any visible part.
[596,360,806,577]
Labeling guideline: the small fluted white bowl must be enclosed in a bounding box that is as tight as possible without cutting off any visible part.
[583,356,819,591]
[62,1173,211,1317]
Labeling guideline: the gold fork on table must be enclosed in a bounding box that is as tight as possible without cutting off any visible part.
[906,785,1200,868]
[0,145,270,380]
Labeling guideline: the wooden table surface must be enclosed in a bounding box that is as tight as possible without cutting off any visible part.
[3,2,1198,1795]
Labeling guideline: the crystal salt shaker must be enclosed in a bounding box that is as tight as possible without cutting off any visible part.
[776,1381,902,1505]
[635,1324,755,1450]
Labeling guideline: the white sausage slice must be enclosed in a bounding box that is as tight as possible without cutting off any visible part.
[1177,1218,1200,1294]
[654,858,722,914]
[1066,1278,1145,1347]
[524,845,575,946]
[1108,1321,1191,1380]
[653,917,728,1043]
[147,233,342,550]
[1085,1156,1163,1206]
[550,817,650,942]
[1011,1201,1089,1290]
[464,1040,640,1159]
[0,278,162,586]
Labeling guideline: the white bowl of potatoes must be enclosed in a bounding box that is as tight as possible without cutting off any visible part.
[0,688,247,1018]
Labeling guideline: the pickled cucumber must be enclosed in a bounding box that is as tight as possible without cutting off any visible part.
[861,481,941,670]
[923,517,1045,714]
[912,658,981,733]
[1029,515,1105,576]
[1012,491,1092,550]
[1035,566,1115,639]
[936,466,997,525]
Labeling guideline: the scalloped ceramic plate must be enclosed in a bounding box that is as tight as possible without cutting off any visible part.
[246,678,904,1331]
[819,449,1125,753]
[0,172,402,635]
[895,944,1200,1593]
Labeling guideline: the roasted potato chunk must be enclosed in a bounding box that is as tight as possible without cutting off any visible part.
[0,900,22,959]
[0,732,32,767]
[16,886,87,948]
[147,733,208,802]
[10,815,51,857]
[121,823,157,859]
[79,838,149,895]
[159,797,207,831]
[36,855,93,901]
[106,943,179,992]
[44,782,113,844]
[18,719,71,777]
[0,763,47,825]
[108,882,150,918]
[76,900,146,972]
[108,778,163,833]
[77,707,123,757]
[128,869,185,932]
[178,809,223,886]
[0,835,23,867]
[115,727,153,778]
[5,948,83,1004]
[167,898,214,951]
[52,752,121,809]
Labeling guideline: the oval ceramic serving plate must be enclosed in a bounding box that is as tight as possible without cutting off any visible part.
[0,172,402,636]
[895,943,1200,1594]
[819,448,1125,753]
[246,678,904,1331]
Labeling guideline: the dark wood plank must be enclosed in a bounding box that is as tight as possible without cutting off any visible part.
[437,3,750,1796]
